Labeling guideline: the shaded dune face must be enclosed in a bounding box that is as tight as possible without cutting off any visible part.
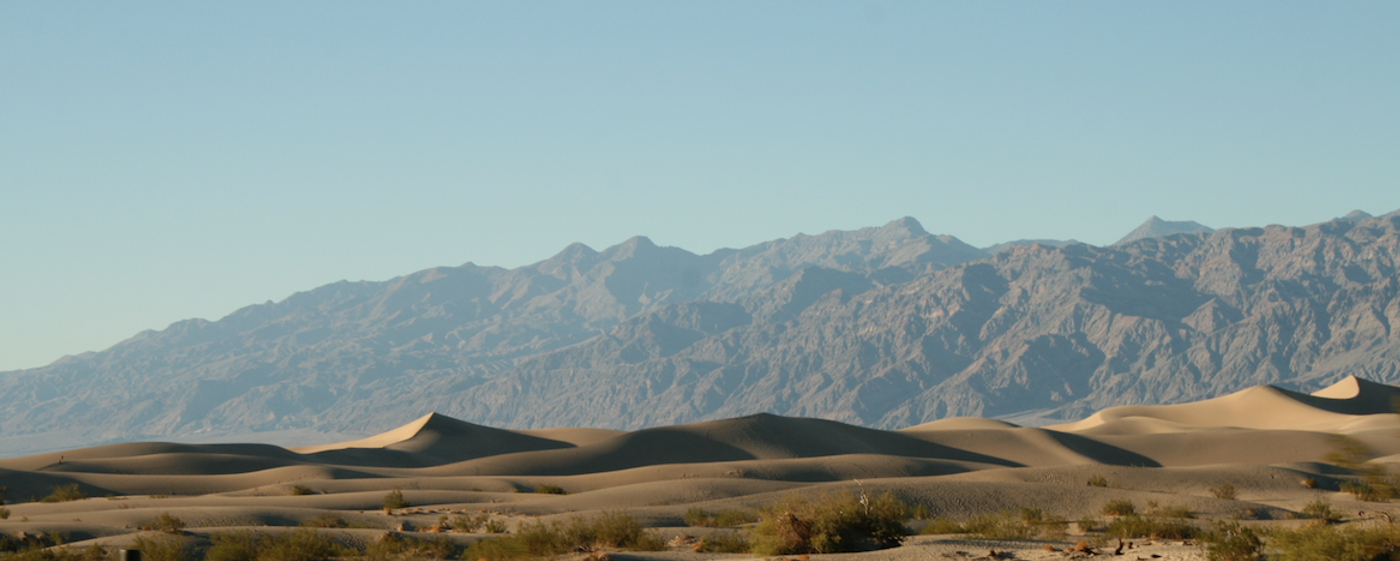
[5,376,1400,501]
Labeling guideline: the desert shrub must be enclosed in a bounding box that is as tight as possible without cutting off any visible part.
[1301,477,1318,489]
[1341,480,1394,502]
[1210,483,1239,500]
[694,532,750,553]
[140,512,186,533]
[204,531,262,561]
[749,490,909,555]
[0,506,9,520]
[684,507,759,527]
[1300,499,1338,521]
[1101,500,1136,516]
[1077,515,1102,533]
[259,528,350,561]
[289,485,315,496]
[1087,474,1110,487]
[462,511,663,560]
[1202,521,1263,561]
[131,534,191,561]
[365,532,457,560]
[300,513,349,528]
[41,484,87,503]
[484,519,508,533]
[961,508,1067,541]
[382,489,410,510]
[1105,514,1199,540]
[910,503,932,520]
[1150,504,1194,519]
[1268,522,1400,561]
[919,518,965,535]
[449,513,491,532]
[533,484,566,495]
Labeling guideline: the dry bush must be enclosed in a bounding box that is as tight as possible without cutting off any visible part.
[749,490,909,555]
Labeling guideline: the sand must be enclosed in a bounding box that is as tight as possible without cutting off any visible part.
[4,375,1400,560]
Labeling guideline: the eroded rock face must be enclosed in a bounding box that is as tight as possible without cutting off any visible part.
[2,212,1399,454]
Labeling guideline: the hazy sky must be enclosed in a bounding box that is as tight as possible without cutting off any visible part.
[3,2,1398,372]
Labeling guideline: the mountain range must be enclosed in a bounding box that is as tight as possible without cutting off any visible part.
[2,210,1398,456]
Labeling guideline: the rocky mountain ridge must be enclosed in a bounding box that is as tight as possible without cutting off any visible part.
[2,210,1397,456]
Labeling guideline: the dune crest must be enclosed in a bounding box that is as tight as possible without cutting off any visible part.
[1050,376,1400,434]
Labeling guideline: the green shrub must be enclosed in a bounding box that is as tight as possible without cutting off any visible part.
[684,507,759,527]
[1087,474,1110,487]
[382,489,410,510]
[462,511,663,560]
[300,513,349,528]
[1105,514,1199,540]
[1210,482,1239,501]
[41,484,87,503]
[1202,521,1263,561]
[130,534,190,561]
[204,531,261,561]
[695,532,750,553]
[1268,523,1400,561]
[289,485,315,496]
[910,503,932,520]
[256,528,350,561]
[1300,499,1338,521]
[365,532,456,560]
[1341,480,1394,502]
[140,513,186,533]
[1101,500,1136,516]
[919,518,965,535]
[449,513,491,532]
[748,490,909,555]
[0,506,8,520]
[533,484,566,495]
[959,509,1066,541]
[1149,504,1194,519]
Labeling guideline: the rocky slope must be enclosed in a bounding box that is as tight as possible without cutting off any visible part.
[2,211,1398,455]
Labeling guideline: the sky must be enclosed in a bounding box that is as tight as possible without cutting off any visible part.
[2,2,1398,372]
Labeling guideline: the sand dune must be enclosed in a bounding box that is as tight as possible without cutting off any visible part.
[7,377,1400,561]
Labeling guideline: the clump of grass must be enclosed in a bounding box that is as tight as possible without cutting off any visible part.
[41,484,87,503]
[462,511,664,561]
[919,518,966,535]
[1210,482,1239,501]
[131,534,190,561]
[383,489,410,510]
[683,507,759,527]
[694,532,750,553]
[289,485,315,496]
[533,484,566,495]
[1104,514,1199,540]
[139,512,186,534]
[1301,477,1318,489]
[1101,499,1136,517]
[959,508,1067,541]
[366,532,457,560]
[0,507,9,520]
[1087,474,1110,487]
[1268,521,1400,561]
[748,490,909,555]
[300,513,349,528]
[1301,499,1338,521]
[1341,480,1394,502]
[1202,521,1263,561]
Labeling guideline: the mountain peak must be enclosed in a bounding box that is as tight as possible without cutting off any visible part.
[1114,216,1214,246]
[1341,210,1373,222]
[879,217,928,237]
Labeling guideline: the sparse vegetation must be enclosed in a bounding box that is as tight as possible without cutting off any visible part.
[0,506,9,520]
[1301,477,1318,489]
[1300,499,1338,521]
[139,512,186,534]
[289,485,315,496]
[382,489,410,510]
[1210,482,1239,500]
[300,513,349,528]
[1105,513,1199,540]
[694,532,750,553]
[963,508,1067,541]
[1101,499,1136,516]
[683,507,759,527]
[462,511,664,560]
[1202,521,1263,561]
[1268,521,1400,561]
[130,534,189,561]
[533,483,566,495]
[1086,474,1110,487]
[41,484,87,503]
[1327,435,1396,501]
[365,532,457,560]
[748,490,909,555]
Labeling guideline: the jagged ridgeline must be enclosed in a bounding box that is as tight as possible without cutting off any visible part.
[2,211,1399,455]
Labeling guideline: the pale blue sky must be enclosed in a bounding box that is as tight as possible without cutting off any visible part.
[2,2,1398,372]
